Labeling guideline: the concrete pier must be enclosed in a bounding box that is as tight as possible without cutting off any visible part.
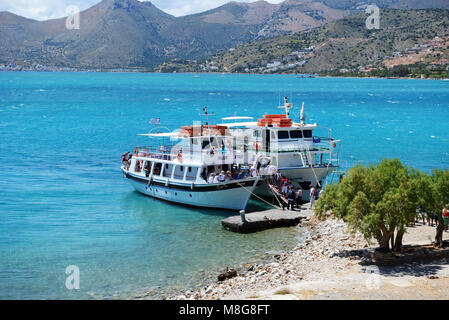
[222,206,314,233]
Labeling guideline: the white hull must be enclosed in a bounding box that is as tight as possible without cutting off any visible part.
[278,165,337,182]
[125,172,258,211]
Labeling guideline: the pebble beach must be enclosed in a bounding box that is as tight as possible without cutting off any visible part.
[167,212,449,300]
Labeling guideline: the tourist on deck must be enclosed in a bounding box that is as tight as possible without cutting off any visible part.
[122,153,129,168]
[249,164,258,178]
[318,187,323,198]
[267,164,276,184]
[144,162,151,177]
[218,171,226,183]
[287,186,297,211]
[208,173,215,184]
[213,173,220,183]
[226,171,233,182]
[310,185,317,209]
[275,170,282,184]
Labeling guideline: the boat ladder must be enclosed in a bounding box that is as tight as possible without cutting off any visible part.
[299,152,310,167]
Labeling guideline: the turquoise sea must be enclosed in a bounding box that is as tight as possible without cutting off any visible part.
[0,72,448,299]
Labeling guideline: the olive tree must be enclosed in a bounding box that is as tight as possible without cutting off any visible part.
[315,159,420,252]
[417,169,449,247]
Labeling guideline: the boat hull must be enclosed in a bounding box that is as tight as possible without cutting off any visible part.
[124,171,258,211]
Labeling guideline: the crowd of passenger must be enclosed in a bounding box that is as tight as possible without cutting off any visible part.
[121,152,132,170]
[415,206,449,231]
[205,164,259,184]
[273,174,323,211]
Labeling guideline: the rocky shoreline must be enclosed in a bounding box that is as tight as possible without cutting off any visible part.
[166,214,369,300]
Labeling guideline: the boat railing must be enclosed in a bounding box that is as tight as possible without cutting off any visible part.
[270,137,336,153]
[133,146,256,165]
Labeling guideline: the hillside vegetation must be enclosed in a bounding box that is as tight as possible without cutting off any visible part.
[156,9,449,77]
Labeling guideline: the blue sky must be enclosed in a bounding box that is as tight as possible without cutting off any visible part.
[0,0,284,21]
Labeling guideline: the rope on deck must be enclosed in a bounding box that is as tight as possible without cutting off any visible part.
[235,178,282,210]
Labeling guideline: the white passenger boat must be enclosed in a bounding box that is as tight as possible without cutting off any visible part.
[221,97,341,201]
[121,124,261,211]
[122,97,340,209]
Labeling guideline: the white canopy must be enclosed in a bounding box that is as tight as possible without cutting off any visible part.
[221,116,254,121]
[138,132,180,137]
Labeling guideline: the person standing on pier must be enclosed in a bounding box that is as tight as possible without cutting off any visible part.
[287,187,297,211]
[280,177,288,194]
[296,188,303,206]
[310,185,317,209]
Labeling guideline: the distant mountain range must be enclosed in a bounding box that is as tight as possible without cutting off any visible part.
[160,8,449,75]
[1,0,449,70]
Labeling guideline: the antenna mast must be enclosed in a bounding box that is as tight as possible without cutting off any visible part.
[300,102,305,125]
[199,106,215,127]
[278,96,293,119]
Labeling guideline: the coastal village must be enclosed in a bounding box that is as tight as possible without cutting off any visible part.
[179,36,449,77]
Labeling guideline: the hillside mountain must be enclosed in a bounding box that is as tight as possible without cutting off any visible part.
[313,0,449,10]
[157,9,449,74]
[0,0,350,69]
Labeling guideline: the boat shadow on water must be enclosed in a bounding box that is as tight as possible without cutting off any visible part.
[121,191,265,219]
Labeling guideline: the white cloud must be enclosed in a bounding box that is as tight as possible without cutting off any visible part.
[0,0,98,20]
[0,0,285,20]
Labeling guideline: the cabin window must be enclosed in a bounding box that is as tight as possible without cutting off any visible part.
[254,130,262,138]
[270,131,277,140]
[163,164,173,178]
[186,167,198,181]
[144,161,152,177]
[278,131,290,140]
[173,165,184,179]
[134,161,142,173]
[303,130,313,138]
[153,163,162,176]
[290,130,303,139]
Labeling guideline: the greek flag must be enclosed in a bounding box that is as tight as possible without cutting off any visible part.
[150,118,160,125]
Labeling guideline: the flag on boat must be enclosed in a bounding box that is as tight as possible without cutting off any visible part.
[150,118,160,125]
